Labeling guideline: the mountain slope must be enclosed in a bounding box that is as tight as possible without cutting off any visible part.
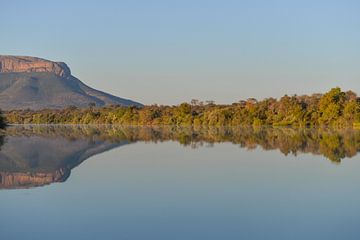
[0,55,142,110]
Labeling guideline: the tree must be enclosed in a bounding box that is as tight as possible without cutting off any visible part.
[88,102,96,111]
[0,109,6,129]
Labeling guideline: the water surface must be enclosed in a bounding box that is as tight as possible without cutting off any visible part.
[1,125,360,240]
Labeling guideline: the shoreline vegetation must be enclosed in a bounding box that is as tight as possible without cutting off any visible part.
[0,110,5,129]
[3,87,360,127]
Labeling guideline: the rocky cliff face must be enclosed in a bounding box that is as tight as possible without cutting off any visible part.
[0,55,71,77]
[0,169,69,189]
[0,55,142,110]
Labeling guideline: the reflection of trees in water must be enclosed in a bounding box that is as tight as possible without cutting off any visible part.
[1,125,359,189]
[5,125,360,162]
[136,126,359,162]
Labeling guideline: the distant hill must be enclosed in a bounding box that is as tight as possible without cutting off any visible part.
[0,55,142,110]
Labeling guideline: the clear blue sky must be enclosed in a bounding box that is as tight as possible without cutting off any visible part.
[1,0,359,104]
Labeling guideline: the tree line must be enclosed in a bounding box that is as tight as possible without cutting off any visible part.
[4,87,360,127]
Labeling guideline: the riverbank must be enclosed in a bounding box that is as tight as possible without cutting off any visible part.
[3,88,360,127]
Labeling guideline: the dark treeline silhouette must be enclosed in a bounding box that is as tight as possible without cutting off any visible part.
[0,109,6,129]
[5,88,360,127]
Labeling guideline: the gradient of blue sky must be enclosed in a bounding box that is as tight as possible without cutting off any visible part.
[1,0,359,104]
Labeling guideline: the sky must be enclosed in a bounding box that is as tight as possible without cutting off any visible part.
[1,0,359,105]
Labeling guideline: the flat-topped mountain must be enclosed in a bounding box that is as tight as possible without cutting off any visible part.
[0,55,71,77]
[0,55,142,110]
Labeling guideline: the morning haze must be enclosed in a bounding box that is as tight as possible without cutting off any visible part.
[1,0,359,105]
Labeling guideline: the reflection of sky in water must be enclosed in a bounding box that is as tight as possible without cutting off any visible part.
[1,141,360,240]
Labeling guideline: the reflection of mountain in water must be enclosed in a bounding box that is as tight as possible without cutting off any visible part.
[1,125,360,189]
[0,126,130,189]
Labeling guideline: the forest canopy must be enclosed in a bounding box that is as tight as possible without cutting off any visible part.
[4,88,360,127]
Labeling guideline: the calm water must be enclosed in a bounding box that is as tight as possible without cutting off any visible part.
[1,125,360,240]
